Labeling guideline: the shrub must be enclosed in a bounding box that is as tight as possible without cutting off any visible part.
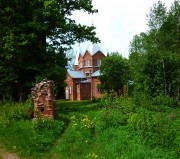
[128,108,177,150]
[0,98,33,121]
[0,118,63,156]
[152,95,179,109]
[30,118,63,153]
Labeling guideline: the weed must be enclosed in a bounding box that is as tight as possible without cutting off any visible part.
[0,98,179,158]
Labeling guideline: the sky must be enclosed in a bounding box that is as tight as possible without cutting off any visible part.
[71,0,174,58]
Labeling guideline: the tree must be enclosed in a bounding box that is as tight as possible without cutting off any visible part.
[129,0,180,99]
[99,53,129,96]
[0,0,100,101]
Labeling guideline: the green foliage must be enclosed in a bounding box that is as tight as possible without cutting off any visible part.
[0,98,64,157]
[0,0,100,101]
[30,118,63,153]
[0,99,33,121]
[57,113,96,158]
[99,53,129,95]
[152,95,179,109]
[0,119,63,157]
[128,109,175,148]
[97,94,179,158]
[133,93,179,111]
[129,0,180,99]
[0,99,179,158]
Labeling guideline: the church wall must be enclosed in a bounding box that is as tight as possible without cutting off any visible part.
[65,73,87,100]
[73,65,78,71]
[92,51,105,66]
[91,77,104,99]
[65,44,106,101]
[78,54,83,71]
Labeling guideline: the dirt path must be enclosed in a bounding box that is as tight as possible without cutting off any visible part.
[0,148,20,159]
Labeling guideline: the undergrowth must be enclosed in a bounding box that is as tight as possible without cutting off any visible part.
[0,95,179,159]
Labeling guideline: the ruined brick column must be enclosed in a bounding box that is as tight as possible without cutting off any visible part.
[31,80,57,119]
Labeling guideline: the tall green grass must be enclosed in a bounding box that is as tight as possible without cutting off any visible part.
[0,96,179,159]
[0,100,64,158]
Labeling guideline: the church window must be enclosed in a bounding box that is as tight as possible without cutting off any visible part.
[97,59,101,66]
[86,59,90,66]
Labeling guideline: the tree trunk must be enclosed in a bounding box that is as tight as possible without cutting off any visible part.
[162,57,167,96]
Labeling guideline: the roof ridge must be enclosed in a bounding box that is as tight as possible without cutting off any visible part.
[74,45,82,65]
[86,43,104,56]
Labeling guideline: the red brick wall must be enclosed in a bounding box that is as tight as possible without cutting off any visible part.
[91,77,104,99]
[83,51,93,75]
[76,84,80,100]
[31,80,57,119]
[64,74,73,100]
[65,49,106,101]
[78,54,83,71]
[83,51,92,66]
[92,51,105,66]
[73,65,78,71]
[64,73,87,100]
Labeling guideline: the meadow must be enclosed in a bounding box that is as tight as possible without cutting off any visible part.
[0,95,179,159]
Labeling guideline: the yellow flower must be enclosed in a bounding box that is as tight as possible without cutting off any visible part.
[86,153,98,158]
[70,115,76,120]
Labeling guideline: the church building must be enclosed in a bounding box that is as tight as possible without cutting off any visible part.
[65,43,106,100]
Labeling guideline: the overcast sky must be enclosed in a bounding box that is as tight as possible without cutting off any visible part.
[71,0,174,58]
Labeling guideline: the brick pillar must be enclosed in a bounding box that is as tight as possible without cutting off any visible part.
[31,80,57,119]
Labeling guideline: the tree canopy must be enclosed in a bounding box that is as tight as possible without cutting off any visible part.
[129,0,180,99]
[99,53,129,96]
[0,0,100,101]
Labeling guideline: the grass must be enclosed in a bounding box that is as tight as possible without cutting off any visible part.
[0,98,179,159]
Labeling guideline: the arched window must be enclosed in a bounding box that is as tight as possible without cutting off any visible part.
[97,59,101,66]
[86,59,90,66]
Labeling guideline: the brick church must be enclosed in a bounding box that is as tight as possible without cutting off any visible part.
[65,43,107,100]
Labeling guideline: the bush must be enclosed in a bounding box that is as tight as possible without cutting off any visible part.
[30,118,63,153]
[152,95,179,109]
[99,94,179,157]
[0,98,33,121]
[0,118,63,156]
[128,108,177,150]
[0,98,63,157]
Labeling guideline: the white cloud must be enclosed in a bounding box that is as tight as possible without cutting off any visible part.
[71,0,174,58]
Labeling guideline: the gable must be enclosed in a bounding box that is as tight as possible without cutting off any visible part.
[86,43,104,56]
[83,51,92,59]
[92,51,106,59]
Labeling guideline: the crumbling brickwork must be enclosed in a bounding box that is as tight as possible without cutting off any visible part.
[31,80,57,119]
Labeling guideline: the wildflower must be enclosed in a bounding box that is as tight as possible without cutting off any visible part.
[70,115,76,120]
[86,153,98,158]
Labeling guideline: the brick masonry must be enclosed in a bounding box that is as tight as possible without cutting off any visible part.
[31,80,57,119]
[65,44,106,100]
